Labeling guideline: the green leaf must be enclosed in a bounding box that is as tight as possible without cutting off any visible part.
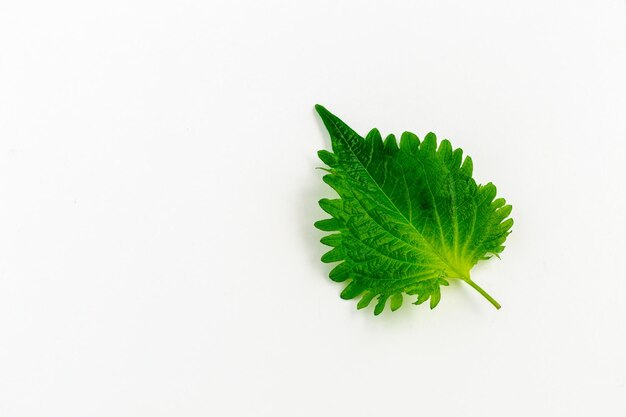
[314,105,513,315]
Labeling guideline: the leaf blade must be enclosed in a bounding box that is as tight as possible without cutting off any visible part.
[314,106,513,314]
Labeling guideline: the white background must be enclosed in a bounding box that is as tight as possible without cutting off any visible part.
[1,1,625,416]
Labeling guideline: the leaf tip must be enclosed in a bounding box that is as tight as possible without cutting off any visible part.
[314,104,331,118]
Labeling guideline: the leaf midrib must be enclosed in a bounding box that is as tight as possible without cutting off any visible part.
[325,115,469,280]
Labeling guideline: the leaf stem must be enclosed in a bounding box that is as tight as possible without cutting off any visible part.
[464,279,501,309]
